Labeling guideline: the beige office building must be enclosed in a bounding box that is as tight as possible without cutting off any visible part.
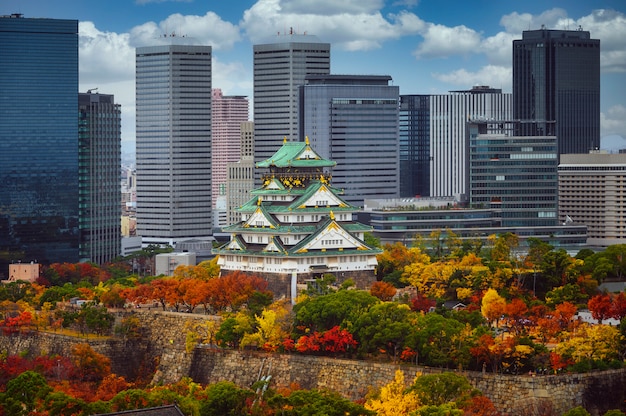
[559,152,626,246]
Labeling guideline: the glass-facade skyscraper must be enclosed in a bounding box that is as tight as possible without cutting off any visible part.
[513,29,600,156]
[399,95,431,198]
[253,34,330,168]
[78,92,121,264]
[0,15,79,271]
[135,44,212,247]
[300,75,400,206]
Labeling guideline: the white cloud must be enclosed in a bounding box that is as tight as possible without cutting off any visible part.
[432,65,511,91]
[129,12,241,49]
[499,8,569,33]
[79,22,134,85]
[602,105,626,139]
[412,23,481,59]
[280,0,385,15]
[241,0,422,51]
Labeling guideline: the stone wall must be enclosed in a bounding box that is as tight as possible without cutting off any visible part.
[2,312,625,416]
[186,348,626,416]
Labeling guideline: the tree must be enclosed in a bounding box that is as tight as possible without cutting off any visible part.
[377,242,429,283]
[200,381,253,416]
[555,324,623,365]
[588,294,613,324]
[0,370,52,415]
[410,372,476,408]
[71,343,111,381]
[365,370,420,415]
[353,302,415,361]
[280,389,375,416]
[370,281,397,301]
[294,290,379,334]
[481,289,505,327]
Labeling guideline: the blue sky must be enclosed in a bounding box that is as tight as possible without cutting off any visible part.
[4,0,626,154]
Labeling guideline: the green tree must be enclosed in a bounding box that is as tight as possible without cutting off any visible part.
[83,304,115,335]
[200,381,253,416]
[280,389,375,416]
[0,370,52,415]
[562,406,591,416]
[353,302,416,360]
[293,290,379,334]
[410,372,476,407]
[409,313,470,368]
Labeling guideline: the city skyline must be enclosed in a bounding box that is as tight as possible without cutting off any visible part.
[3,0,626,155]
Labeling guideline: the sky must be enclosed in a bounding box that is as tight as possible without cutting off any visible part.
[4,0,626,157]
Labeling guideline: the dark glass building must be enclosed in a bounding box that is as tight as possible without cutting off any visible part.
[399,95,431,198]
[78,92,121,264]
[0,15,79,273]
[513,28,600,156]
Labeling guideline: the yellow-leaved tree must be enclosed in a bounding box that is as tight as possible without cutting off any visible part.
[365,370,420,415]
[481,288,506,327]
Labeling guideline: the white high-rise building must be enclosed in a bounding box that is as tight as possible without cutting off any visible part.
[135,44,212,247]
[253,32,330,168]
[429,87,511,198]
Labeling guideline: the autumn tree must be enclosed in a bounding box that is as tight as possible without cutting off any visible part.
[370,281,397,301]
[588,294,613,324]
[481,289,506,327]
[71,343,111,382]
[365,369,420,415]
[377,242,430,286]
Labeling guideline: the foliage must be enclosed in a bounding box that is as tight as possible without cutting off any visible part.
[200,381,253,416]
[410,372,476,408]
[293,290,379,334]
[278,389,375,416]
[0,370,52,415]
[365,369,420,415]
[353,302,416,360]
[71,343,111,382]
[481,289,505,326]
[370,281,397,301]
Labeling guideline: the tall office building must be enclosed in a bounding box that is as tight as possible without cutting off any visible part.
[253,32,330,167]
[426,87,511,198]
[78,92,121,264]
[135,44,212,247]
[468,120,558,227]
[0,15,79,271]
[300,75,400,206]
[211,89,249,209]
[513,28,600,156]
[399,95,431,198]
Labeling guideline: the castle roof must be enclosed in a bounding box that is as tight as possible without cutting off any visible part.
[256,137,336,169]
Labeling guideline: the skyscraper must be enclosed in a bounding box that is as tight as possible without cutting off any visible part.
[399,95,431,198]
[211,89,249,209]
[425,87,511,198]
[135,44,212,247]
[253,32,330,166]
[78,91,121,264]
[300,75,400,206]
[0,15,79,270]
[513,28,600,156]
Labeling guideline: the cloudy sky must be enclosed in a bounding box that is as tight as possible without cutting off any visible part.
[4,0,626,155]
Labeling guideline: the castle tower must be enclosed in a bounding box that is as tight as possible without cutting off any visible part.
[214,137,381,299]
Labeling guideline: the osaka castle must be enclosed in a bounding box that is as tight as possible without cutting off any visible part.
[213,137,381,299]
